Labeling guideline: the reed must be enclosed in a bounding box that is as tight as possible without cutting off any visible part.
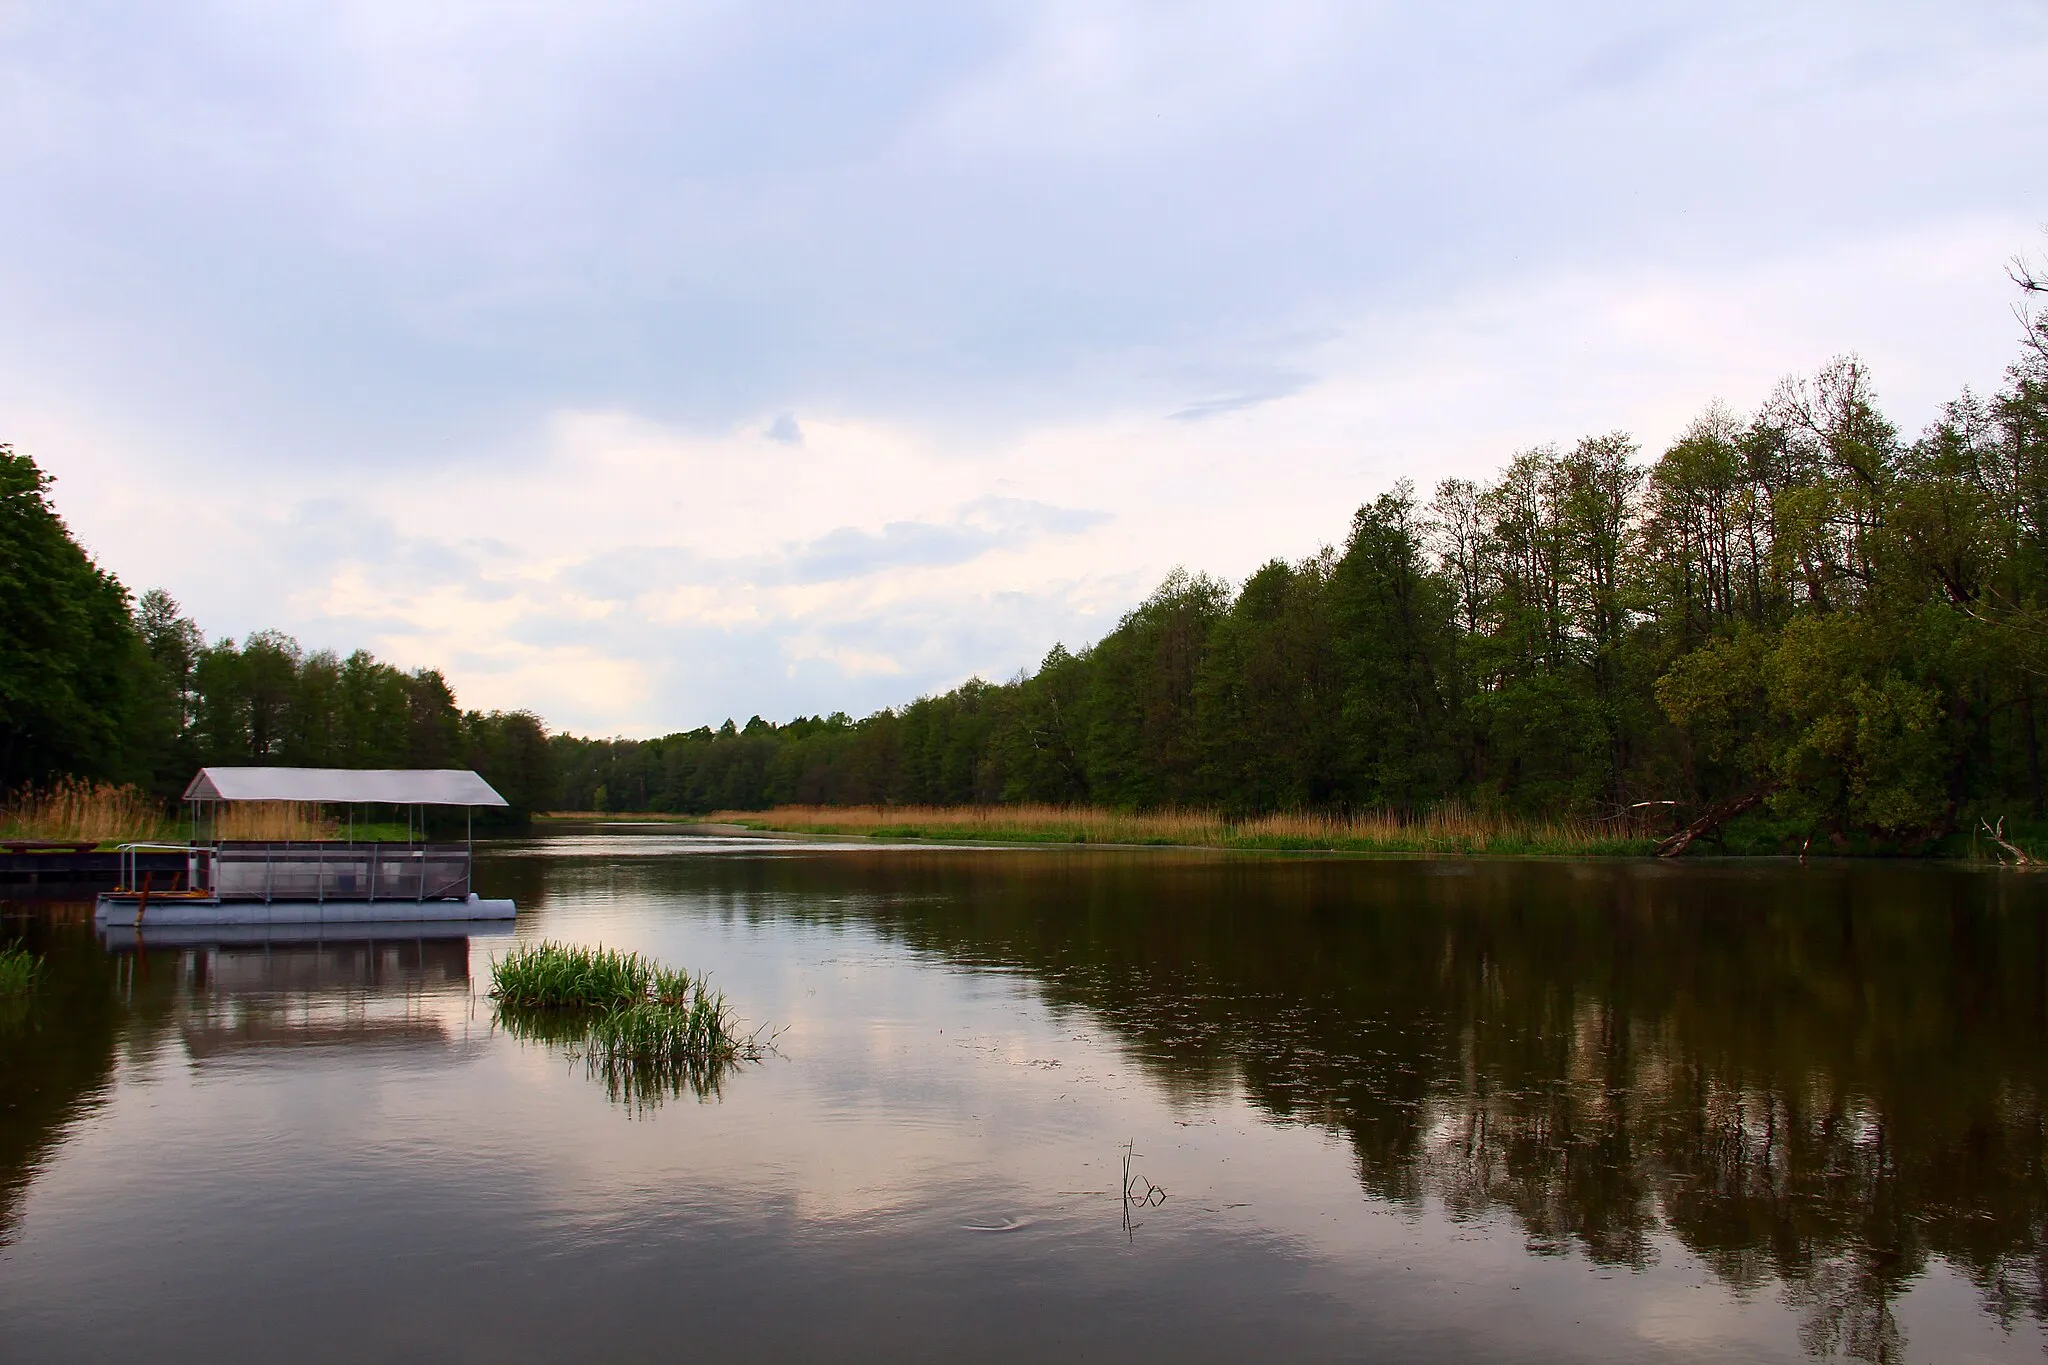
[0,944,39,997]
[709,802,1659,856]
[585,993,760,1107]
[210,802,339,842]
[0,778,171,844]
[538,811,707,822]
[587,990,755,1064]
[490,942,765,1107]
[488,940,695,1009]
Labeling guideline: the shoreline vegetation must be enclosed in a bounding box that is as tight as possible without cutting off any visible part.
[541,803,2033,860]
[1,779,449,846]
[0,779,172,844]
[705,804,1659,855]
[540,276,2048,861]
[543,803,2048,860]
[8,253,2048,861]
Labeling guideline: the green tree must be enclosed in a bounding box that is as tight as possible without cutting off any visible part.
[1079,570,1230,808]
[0,445,148,787]
[1329,486,1458,804]
[1196,555,1340,810]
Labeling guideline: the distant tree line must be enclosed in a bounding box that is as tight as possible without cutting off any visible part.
[130,600,553,820]
[7,263,2047,846]
[1,446,548,818]
[556,307,2048,848]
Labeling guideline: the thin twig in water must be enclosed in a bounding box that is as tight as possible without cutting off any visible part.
[1120,1141,1167,1240]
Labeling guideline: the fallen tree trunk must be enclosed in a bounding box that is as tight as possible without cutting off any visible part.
[1982,816,2033,867]
[1655,786,1776,858]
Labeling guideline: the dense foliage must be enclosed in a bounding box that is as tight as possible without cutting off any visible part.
[555,323,2048,850]
[0,446,147,788]
[126,596,553,819]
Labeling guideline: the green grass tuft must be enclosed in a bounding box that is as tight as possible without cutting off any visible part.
[488,940,698,1010]
[490,941,767,1107]
[0,944,39,997]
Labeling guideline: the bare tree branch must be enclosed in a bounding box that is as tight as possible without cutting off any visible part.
[2010,227,2048,363]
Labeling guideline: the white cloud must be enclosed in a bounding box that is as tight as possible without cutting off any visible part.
[1,2,2043,735]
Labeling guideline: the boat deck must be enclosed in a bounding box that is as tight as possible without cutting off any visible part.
[92,840,516,926]
[94,893,517,927]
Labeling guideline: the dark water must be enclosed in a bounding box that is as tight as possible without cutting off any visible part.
[5,834,2048,1363]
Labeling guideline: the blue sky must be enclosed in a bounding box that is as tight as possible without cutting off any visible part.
[5,1,2045,735]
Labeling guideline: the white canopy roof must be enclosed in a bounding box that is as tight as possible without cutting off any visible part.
[182,767,510,807]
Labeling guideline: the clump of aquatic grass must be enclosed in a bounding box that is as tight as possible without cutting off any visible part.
[588,987,756,1065]
[587,988,764,1107]
[0,778,171,844]
[709,802,1659,856]
[490,941,767,1109]
[488,940,695,1010]
[0,943,40,997]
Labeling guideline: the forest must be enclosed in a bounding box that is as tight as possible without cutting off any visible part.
[553,313,2048,851]
[5,269,2046,849]
[0,449,550,819]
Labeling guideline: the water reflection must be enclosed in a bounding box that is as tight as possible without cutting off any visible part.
[0,912,504,1247]
[493,1003,748,1109]
[582,849,2048,1362]
[6,848,2047,1362]
[153,936,477,1064]
[0,904,122,1249]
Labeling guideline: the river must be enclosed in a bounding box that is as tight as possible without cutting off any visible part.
[3,831,2045,1362]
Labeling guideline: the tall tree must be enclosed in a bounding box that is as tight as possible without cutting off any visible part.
[0,446,148,788]
[1330,485,1458,805]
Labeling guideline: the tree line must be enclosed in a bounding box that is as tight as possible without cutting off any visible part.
[1,449,548,817]
[556,301,2048,849]
[7,262,2047,845]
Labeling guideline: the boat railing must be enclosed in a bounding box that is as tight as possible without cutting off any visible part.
[210,842,473,904]
[111,842,215,896]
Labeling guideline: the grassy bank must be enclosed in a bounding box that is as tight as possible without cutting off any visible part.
[707,803,1660,856]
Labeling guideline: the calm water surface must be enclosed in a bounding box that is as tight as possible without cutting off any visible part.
[5,833,2048,1363]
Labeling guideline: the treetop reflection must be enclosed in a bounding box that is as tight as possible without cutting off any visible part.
[8,852,2047,1362]
[664,851,2048,1363]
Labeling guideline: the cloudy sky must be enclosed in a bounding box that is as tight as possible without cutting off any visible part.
[4,1,2045,736]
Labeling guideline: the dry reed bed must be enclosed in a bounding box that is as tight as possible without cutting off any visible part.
[211,802,338,841]
[710,804,1656,855]
[0,779,171,843]
[542,811,705,822]
[1,780,343,844]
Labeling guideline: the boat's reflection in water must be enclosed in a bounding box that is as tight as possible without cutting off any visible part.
[96,921,510,1064]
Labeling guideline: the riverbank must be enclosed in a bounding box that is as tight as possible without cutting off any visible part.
[695,804,1661,857]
